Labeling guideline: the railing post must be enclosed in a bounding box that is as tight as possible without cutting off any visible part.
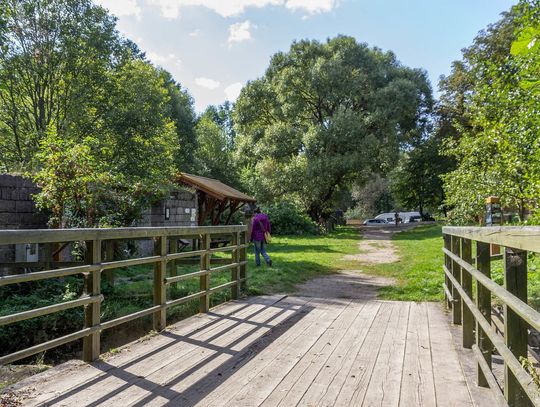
[444,234,452,309]
[451,235,462,324]
[231,232,240,300]
[83,239,101,362]
[476,241,492,387]
[200,233,211,313]
[240,230,247,292]
[104,241,114,287]
[461,238,474,348]
[153,236,167,331]
[169,237,178,288]
[504,248,528,406]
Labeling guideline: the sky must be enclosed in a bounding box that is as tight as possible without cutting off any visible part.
[95,0,517,113]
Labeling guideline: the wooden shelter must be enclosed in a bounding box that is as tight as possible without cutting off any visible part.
[177,173,256,225]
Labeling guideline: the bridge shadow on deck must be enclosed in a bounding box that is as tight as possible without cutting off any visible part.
[38,296,314,407]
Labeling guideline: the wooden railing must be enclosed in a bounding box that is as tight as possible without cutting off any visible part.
[443,226,540,407]
[0,225,248,366]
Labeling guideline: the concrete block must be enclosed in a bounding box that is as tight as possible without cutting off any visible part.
[0,174,18,187]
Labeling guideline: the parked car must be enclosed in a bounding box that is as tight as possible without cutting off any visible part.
[404,215,422,223]
[363,218,388,226]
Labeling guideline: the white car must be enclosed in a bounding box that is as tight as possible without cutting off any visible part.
[363,218,388,226]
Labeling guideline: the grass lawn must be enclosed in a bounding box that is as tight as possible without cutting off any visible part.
[245,226,362,295]
[362,224,445,302]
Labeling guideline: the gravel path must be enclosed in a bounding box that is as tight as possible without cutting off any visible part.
[295,224,418,300]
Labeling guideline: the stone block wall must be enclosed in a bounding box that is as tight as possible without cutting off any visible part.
[0,174,48,271]
[139,189,197,227]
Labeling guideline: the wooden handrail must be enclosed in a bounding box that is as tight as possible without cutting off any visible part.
[0,225,248,366]
[443,227,540,406]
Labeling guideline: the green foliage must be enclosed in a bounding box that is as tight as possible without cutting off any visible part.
[440,2,540,223]
[262,201,319,235]
[234,36,433,222]
[349,174,394,219]
[0,0,196,227]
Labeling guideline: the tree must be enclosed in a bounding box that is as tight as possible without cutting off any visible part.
[441,1,540,222]
[0,0,120,171]
[193,112,238,187]
[159,70,197,172]
[234,36,433,222]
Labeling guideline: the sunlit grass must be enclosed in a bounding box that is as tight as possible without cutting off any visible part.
[362,224,445,301]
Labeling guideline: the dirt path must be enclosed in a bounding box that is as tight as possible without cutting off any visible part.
[295,224,417,300]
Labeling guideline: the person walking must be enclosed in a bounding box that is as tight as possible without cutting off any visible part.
[251,207,272,267]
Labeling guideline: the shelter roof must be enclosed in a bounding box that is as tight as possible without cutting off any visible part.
[177,173,256,203]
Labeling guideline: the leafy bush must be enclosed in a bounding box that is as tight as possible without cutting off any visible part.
[262,202,318,235]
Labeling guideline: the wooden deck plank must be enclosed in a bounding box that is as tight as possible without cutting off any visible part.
[427,301,474,406]
[269,300,365,406]
[188,298,335,407]
[10,296,484,407]
[225,299,352,407]
[333,301,396,406]
[15,297,273,407]
[37,296,288,407]
[104,297,302,407]
[359,301,410,406]
[296,300,383,407]
[128,298,309,407]
[398,302,437,407]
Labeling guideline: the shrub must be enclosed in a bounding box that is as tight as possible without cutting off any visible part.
[262,202,318,235]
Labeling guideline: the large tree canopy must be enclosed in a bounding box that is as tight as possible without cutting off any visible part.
[234,36,432,221]
[441,1,540,222]
[0,0,196,227]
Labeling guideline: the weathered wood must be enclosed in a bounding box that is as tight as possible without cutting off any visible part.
[461,238,474,348]
[472,344,508,406]
[451,234,462,325]
[476,241,492,388]
[240,231,247,292]
[399,302,437,406]
[0,264,97,287]
[0,225,247,245]
[169,237,178,288]
[444,264,540,405]
[83,239,101,362]
[231,232,241,300]
[153,236,167,332]
[104,241,115,286]
[443,226,540,253]
[0,295,102,326]
[200,233,211,313]
[427,302,474,406]
[504,248,529,407]
[445,247,540,332]
[444,233,452,309]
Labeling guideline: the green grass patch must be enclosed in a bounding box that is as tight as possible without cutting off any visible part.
[245,226,361,295]
[362,224,444,301]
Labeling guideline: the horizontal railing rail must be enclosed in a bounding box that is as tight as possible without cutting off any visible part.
[443,226,540,407]
[0,225,248,366]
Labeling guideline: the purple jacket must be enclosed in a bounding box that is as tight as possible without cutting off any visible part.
[251,213,271,242]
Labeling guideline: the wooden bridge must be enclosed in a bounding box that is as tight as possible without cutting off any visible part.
[1,225,540,406]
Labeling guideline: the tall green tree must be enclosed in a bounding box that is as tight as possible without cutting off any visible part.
[0,0,120,171]
[442,1,540,222]
[234,36,432,221]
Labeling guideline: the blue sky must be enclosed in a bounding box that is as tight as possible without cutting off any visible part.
[96,0,517,112]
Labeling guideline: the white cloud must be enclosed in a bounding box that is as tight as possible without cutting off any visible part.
[147,52,182,68]
[95,0,142,18]
[285,0,338,14]
[228,21,253,44]
[144,0,336,19]
[195,77,221,90]
[224,82,244,101]
[189,29,201,37]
